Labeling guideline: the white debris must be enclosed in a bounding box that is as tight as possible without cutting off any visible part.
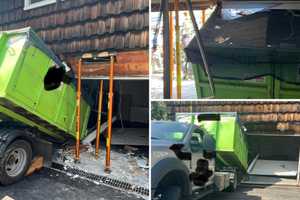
[2,196,14,200]
[72,174,79,179]
[93,181,100,185]
[136,157,149,169]
[53,146,149,189]
[66,172,72,177]
[214,25,221,29]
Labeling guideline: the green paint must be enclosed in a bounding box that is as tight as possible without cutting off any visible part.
[201,115,248,171]
[176,113,248,171]
[0,29,90,140]
[192,63,300,99]
[172,132,185,141]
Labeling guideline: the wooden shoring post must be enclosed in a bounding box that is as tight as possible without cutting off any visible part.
[175,0,182,99]
[202,10,206,24]
[105,54,115,173]
[169,11,174,98]
[163,0,171,99]
[297,148,300,186]
[95,79,103,158]
[75,58,82,162]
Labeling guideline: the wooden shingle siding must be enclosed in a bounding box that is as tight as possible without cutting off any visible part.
[0,0,149,56]
[165,101,300,134]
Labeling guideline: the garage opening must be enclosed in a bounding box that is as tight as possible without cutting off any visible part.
[83,79,149,147]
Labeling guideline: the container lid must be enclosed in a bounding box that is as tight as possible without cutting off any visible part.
[185,9,300,85]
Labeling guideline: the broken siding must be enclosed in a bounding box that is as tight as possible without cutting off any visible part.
[0,0,149,56]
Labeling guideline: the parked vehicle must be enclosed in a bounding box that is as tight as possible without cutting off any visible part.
[151,113,244,200]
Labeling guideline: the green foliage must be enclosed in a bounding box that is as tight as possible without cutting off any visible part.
[151,102,168,120]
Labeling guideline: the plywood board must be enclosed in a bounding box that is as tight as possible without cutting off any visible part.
[248,159,298,177]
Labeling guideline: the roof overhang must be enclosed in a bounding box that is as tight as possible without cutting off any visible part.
[151,0,300,11]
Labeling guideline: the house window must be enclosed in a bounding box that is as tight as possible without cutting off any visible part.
[24,0,56,10]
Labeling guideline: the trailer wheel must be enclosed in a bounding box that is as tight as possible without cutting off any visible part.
[0,140,32,185]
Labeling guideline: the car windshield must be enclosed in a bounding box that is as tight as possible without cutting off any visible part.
[151,122,189,142]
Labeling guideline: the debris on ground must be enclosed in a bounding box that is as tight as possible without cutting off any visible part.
[1,196,14,200]
[53,145,149,189]
[0,168,142,200]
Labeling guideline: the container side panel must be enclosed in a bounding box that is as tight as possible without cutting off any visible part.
[0,31,90,140]
[0,34,26,95]
[193,64,273,98]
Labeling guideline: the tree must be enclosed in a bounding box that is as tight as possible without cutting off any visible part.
[151,102,168,120]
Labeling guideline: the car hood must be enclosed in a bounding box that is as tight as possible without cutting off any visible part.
[151,139,184,167]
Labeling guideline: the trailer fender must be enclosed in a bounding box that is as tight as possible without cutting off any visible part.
[0,127,52,166]
[0,127,34,158]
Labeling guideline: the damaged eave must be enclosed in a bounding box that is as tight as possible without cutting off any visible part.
[151,0,215,11]
[221,0,300,9]
[67,50,149,79]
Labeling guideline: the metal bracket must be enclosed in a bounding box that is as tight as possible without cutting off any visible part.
[185,0,215,97]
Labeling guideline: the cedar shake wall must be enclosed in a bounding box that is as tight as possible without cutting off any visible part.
[0,0,149,56]
[165,101,300,134]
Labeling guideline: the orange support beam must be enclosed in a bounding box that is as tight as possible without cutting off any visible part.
[169,11,174,98]
[105,55,115,173]
[175,0,182,99]
[95,80,103,158]
[75,59,82,161]
[202,10,206,24]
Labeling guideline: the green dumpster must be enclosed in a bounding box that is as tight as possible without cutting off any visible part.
[185,9,300,99]
[177,113,248,171]
[0,28,90,140]
[191,63,300,99]
[192,63,273,99]
[200,115,248,171]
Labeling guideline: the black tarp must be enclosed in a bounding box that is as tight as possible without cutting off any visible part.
[185,9,300,84]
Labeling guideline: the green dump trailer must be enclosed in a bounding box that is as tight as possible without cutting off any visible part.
[0,28,90,185]
[177,113,248,172]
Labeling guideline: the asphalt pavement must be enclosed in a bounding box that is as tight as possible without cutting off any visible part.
[203,185,300,200]
[0,168,143,200]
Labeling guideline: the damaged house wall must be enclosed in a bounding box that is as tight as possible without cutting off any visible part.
[166,101,300,134]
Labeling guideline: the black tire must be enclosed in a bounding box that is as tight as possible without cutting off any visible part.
[0,140,32,185]
[156,186,182,200]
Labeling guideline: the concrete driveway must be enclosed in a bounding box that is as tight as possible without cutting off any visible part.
[203,185,300,200]
[0,168,143,200]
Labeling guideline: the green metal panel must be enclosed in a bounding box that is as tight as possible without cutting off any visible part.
[0,29,90,140]
[192,64,273,98]
[192,63,300,99]
[202,116,248,171]
[177,113,248,171]
[273,64,300,98]
[214,116,248,171]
